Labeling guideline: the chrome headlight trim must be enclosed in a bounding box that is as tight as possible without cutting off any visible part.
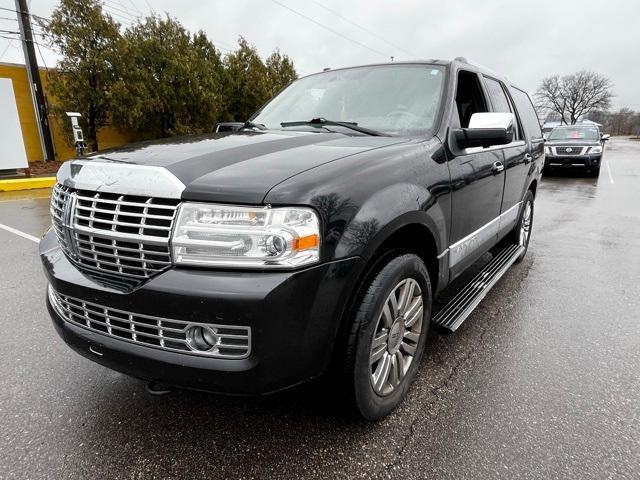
[171,202,321,269]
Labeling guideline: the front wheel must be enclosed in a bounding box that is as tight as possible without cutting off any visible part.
[508,190,534,263]
[341,253,431,420]
[590,166,601,177]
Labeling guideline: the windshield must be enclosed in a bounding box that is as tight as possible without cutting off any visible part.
[549,127,600,141]
[252,64,446,136]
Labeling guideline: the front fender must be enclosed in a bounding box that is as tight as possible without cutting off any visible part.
[263,137,451,265]
[334,183,447,261]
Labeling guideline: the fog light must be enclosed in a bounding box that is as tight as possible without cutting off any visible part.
[186,325,219,352]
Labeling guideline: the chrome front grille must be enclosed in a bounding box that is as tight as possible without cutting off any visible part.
[48,286,251,358]
[50,183,179,280]
[554,146,585,155]
[50,183,75,259]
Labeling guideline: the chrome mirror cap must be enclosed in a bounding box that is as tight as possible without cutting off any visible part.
[468,112,514,131]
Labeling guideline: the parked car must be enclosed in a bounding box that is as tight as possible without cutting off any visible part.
[41,58,544,420]
[544,125,609,176]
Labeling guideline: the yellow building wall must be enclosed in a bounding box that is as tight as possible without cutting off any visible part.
[0,62,138,163]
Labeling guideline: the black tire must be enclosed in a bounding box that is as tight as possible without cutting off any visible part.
[590,167,601,177]
[508,190,534,263]
[341,253,432,420]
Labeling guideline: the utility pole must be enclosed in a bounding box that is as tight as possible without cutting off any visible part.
[15,0,55,161]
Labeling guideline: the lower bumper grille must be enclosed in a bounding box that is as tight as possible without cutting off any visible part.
[48,286,251,359]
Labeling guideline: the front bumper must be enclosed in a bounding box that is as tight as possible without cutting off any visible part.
[545,154,602,169]
[40,231,363,394]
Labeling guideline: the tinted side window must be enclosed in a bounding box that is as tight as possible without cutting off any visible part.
[510,87,543,139]
[455,71,488,128]
[484,78,511,113]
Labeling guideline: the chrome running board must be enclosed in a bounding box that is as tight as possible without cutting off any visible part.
[432,244,524,332]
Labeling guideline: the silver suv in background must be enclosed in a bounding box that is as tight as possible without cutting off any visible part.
[544,125,610,177]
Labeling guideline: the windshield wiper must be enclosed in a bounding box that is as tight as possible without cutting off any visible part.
[239,121,266,131]
[280,117,384,136]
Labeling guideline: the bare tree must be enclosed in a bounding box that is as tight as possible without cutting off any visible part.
[535,71,613,125]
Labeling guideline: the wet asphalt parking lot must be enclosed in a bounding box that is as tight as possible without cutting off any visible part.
[1,138,639,480]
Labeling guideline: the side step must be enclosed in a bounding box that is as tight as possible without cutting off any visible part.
[432,244,524,332]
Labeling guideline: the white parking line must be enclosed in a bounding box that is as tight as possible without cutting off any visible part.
[0,223,40,244]
[604,159,615,184]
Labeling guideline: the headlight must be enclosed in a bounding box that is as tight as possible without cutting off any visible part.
[588,145,603,154]
[544,146,552,155]
[171,203,320,268]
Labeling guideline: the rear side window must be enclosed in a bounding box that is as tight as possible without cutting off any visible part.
[484,77,511,113]
[510,87,543,139]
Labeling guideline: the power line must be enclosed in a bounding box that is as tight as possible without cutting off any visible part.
[211,38,235,52]
[0,38,16,59]
[101,8,136,28]
[34,40,48,68]
[112,0,143,16]
[309,0,416,58]
[0,6,49,22]
[269,0,388,59]
[125,0,143,16]
[103,0,139,21]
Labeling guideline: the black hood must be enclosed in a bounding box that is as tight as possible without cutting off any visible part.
[80,131,409,204]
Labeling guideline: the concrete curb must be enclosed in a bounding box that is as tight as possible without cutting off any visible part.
[0,177,56,192]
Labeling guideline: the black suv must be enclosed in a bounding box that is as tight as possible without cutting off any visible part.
[544,125,608,176]
[41,58,544,420]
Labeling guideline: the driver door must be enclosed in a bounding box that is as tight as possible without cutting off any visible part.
[447,70,506,279]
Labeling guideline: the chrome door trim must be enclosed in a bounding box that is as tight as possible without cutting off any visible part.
[448,201,522,268]
[436,248,450,260]
[449,216,500,267]
[57,160,186,198]
[498,201,522,230]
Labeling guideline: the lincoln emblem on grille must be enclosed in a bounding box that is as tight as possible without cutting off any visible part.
[62,192,79,259]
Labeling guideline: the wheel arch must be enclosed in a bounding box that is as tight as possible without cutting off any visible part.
[327,217,442,383]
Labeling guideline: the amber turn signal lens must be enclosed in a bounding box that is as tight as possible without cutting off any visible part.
[293,234,319,251]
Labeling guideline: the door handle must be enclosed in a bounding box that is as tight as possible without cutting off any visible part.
[492,161,505,174]
[523,153,533,164]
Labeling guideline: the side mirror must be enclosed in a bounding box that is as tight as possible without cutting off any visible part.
[453,112,514,149]
[601,133,610,141]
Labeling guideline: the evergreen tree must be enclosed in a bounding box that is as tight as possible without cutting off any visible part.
[266,49,298,97]
[44,0,122,151]
[110,16,225,138]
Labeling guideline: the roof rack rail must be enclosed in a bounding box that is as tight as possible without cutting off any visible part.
[454,56,469,63]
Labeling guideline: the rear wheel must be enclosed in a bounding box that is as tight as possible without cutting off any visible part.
[508,190,534,263]
[341,253,431,420]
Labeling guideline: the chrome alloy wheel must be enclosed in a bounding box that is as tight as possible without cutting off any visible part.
[370,278,424,396]
[519,201,533,247]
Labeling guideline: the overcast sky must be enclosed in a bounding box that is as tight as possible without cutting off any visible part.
[1,0,638,110]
